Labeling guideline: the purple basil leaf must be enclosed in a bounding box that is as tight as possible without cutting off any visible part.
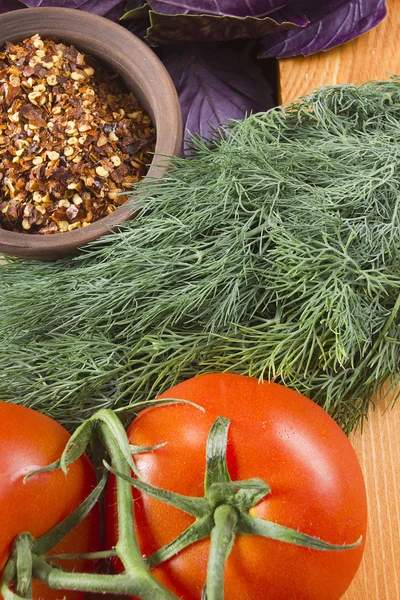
[147,0,296,19]
[162,43,274,147]
[121,2,152,43]
[124,12,152,42]
[122,1,151,22]
[122,0,311,44]
[0,0,25,13]
[259,0,387,58]
[144,10,307,45]
[19,0,126,20]
[125,0,146,8]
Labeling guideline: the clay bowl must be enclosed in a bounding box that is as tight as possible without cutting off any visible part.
[0,8,182,260]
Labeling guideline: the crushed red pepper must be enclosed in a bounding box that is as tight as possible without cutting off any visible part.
[0,34,156,234]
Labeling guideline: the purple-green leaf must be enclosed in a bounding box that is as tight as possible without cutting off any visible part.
[121,0,150,21]
[148,0,296,18]
[145,10,306,44]
[0,0,25,13]
[259,0,387,58]
[19,0,126,20]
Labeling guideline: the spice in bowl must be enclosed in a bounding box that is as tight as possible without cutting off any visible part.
[0,34,156,234]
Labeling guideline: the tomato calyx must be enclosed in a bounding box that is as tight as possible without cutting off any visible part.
[108,416,362,600]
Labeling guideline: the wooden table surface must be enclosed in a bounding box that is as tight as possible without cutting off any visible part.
[279,1,400,598]
[1,5,397,600]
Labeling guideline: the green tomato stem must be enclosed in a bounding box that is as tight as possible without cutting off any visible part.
[32,557,163,597]
[204,417,231,495]
[148,515,214,568]
[32,474,107,556]
[206,505,238,600]
[238,514,362,551]
[105,462,209,518]
[23,409,178,600]
[45,549,117,561]
[97,421,143,577]
[94,412,179,600]
[0,547,18,600]
[15,534,33,598]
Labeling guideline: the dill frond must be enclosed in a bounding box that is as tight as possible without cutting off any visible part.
[2,79,400,433]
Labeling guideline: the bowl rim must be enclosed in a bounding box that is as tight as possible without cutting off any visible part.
[0,7,182,259]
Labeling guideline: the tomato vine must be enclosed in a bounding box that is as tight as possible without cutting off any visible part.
[0,381,366,599]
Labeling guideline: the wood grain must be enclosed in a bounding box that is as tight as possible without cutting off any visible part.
[279,0,400,105]
[344,397,400,599]
[279,1,400,597]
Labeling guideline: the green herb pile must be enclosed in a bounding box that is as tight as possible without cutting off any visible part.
[2,79,400,434]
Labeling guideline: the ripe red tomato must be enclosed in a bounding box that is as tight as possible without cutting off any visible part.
[105,373,367,600]
[0,402,101,600]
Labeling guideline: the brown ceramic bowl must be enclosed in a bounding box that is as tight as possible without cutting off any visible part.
[0,8,182,260]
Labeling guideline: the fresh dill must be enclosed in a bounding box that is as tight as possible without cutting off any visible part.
[2,79,400,434]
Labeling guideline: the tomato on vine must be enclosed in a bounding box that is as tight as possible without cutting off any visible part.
[105,373,367,600]
[0,402,101,600]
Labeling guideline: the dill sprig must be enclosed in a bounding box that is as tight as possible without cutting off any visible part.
[2,79,400,433]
